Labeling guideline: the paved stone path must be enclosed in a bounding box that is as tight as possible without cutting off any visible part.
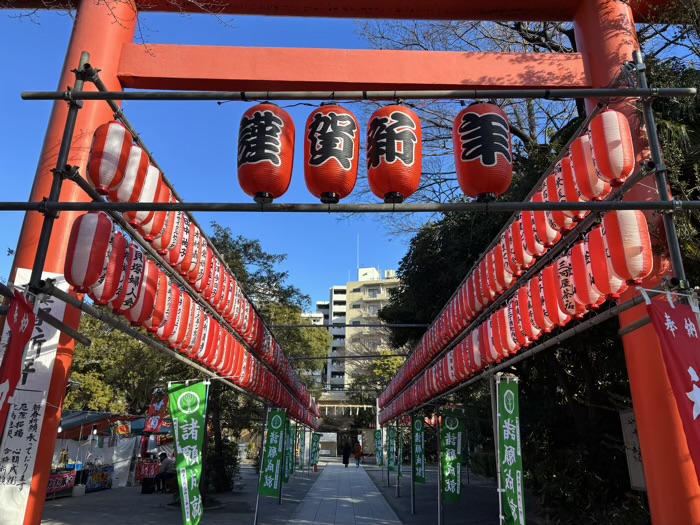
[288,463,403,525]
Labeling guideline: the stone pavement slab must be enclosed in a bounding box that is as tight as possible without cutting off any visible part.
[288,461,403,525]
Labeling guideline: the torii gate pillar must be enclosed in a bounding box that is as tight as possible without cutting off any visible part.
[13,1,136,523]
[575,1,700,523]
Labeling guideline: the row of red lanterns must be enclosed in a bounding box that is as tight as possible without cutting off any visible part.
[64,211,319,426]
[87,121,318,415]
[379,209,652,412]
[379,211,652,423]
[378,111,637,411]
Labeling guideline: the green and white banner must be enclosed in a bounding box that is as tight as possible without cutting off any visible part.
[388,427,396,472]
[310,433,321,466]
[299,427,305,469]
[168,381,210,525]
[398,426,403,477]
[283,420,293,482]
[259,409,287,498]
[412,416,426,483]
[441,410,464,503]
[497,376,525,525]
[374,430,383,467]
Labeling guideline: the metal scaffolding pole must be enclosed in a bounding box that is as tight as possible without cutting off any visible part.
[3,198,700,214]
[21,86,697,102]
[28,52,89,289]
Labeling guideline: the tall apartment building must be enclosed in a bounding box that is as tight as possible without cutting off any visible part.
[313,268,399,398]
[300,311,325,387]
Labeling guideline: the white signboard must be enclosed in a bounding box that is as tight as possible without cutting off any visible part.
[0,269,69,525]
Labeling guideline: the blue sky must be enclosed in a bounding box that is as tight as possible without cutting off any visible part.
[0,10,411,309]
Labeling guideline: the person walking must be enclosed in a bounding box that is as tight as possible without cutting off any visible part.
[354,441,363,468]
[342,441,352,468]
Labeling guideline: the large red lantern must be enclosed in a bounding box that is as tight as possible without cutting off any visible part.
[587,226,627,299]
[367,105,422,203]
[570,135,610,201]
[64,212,114,293]
[453,102,512,201]
[498,307,519,355]
[87,121,133,195]
[544,173,573,232]
[588,109,635,187]
[516,286,541,341]
[89,231,127,305]
[304,105,359,203]
[602,210,653,284]
[108,145,149,205]
[238,103,295,203]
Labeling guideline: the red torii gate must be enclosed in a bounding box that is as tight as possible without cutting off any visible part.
[6,0,698,523]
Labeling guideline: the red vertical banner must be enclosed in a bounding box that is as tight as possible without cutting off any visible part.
[648,298,700,482]
[0,290,36,436]
[144,386,171,433]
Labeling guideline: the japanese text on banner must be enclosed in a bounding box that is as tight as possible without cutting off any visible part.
[168,381,209,525]
[412,416,426,483]
[441,411,464,503]
[259,410,287,497]
[497,376,525,525]
[374,430,383,467]
[388,427,396,472]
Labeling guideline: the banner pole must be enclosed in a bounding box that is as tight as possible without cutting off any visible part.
[492,375,503,525]
[387,426,391,488]
[380,427,384,482]
[307,428,311,477]
[436,404,443,525]
[411,416,416,514]
[396,420,401,498]
[253,405,269,525]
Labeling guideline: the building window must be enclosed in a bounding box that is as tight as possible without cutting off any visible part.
[367,287,380,298]
[352,321,361,326]
[352,304,361,309]
[352,287,361,292]
[366,304,379,316]
[331,372,345,378]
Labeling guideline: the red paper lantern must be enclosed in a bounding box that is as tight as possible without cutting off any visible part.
[87,121,133,195]
[151,208,181,255]
[586,226,627,299]
[109,243,144,312]
[570,241,605,309]
[516,286,541,341]
[169,215,191,268]
[108,145,149,206]
[602,210,653,285]
[144,272,169,332]
[478,259,496,305]
[544,173,573,232]
[89,231,127,306]
[570,135,610,201]
[529,275,554,333]
[467,275,483,315]
[65,212,114,293]
[122,164,160,227]
[509,220,534,270]
[520,211,547,257]
[508,298,529,348]
[541,265,570,327]
[470,329,482,372]
[238,103,295,203]
[156,280,181,342]
[554,254,586,318]
[498,307,519,355]
[481,319,499,363]
[125,259,159,326]
[138,181,172,242]
[559,156,587,221]
[487,249,505,295]
[493,242,515,291]
[532,190,562,247]
[367,105,422,203]
[168,292,192,349]
[304,105,359,203]
[193,242,213,293]
[187,236,208,286]
[589,109,635,187]
[501,231,520,277]
[453,103,512,200]
[178,223,201,276]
